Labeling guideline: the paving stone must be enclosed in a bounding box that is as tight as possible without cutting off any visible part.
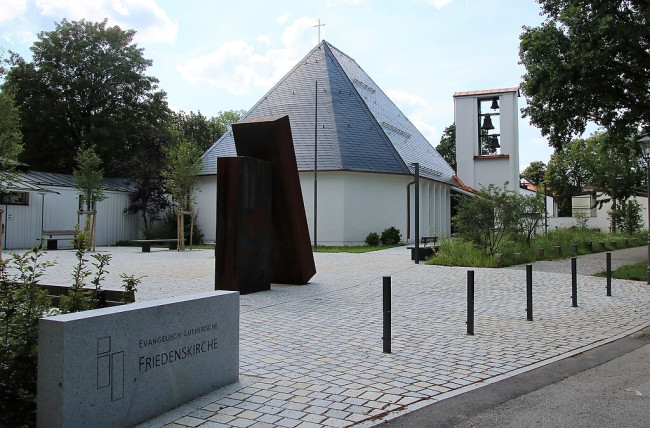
[43,246,647,428]
[173,416,204,427]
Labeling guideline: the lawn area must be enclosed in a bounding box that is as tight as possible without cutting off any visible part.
[312,245,399,253]
[595,261,648,282]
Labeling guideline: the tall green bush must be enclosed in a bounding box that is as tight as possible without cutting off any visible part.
[380,227,401,245]
[0,247,53,426]
[609,199,643,235]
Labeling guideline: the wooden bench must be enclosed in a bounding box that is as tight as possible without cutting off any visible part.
[131,239,179,252]
[421,236,438,246]
[42,229,77,250]
[407,246,437,261]
[39,284,135,307]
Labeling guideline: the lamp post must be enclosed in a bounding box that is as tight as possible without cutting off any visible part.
[637,135,650,285]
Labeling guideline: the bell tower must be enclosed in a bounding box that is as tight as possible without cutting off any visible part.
[453,88,520,192]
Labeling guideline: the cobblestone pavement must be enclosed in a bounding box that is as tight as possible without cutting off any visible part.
[16,245,650,427]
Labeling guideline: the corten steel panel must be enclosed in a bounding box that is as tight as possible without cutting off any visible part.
[215,156,273,294]
[232,115,316,285]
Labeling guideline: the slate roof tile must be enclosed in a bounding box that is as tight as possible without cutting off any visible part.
[200,41,455,184]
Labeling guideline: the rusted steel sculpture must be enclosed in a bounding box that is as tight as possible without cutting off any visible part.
[215,115,316,294]
[215,156,272,294]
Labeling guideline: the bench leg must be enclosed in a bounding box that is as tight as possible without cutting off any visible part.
[168,241,178,250]
[46,239,57,251]
[141,243,151,252]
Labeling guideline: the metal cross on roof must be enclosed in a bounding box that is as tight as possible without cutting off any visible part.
[314,19,325,43]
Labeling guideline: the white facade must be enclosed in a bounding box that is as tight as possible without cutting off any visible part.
[454,88,520,192]
[195,171,452,246]
[2,186,140,250]
[547,194,649,232]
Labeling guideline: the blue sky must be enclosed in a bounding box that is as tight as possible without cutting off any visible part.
[1,0,555,170]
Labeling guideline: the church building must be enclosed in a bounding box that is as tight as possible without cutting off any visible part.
[196,41,461,245]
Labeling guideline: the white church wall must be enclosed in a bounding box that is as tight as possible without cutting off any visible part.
[341,172,407,245]
[454,89,520,193]
[197,171,452,246]
[455,96,476,188]
[195,176,217,241]
[473,158,511,189]
[301,171,346,245]
[499,92,521,189]
[410,179,451,243]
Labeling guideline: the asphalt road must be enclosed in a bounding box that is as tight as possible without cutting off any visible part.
[380,322,650,428]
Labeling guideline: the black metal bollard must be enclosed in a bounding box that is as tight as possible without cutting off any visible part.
[526,264,533,321]
[383,276,391,353]
[606,252,612,297]
[467,270,475,335]
[571,257,578,307]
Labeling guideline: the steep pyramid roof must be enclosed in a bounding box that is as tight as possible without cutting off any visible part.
[200,41,455,184]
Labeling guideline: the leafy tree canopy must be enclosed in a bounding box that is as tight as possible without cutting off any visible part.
[162,137,203,212]
[519,1,650,148]
[521,160,546,185]
[73,146,106,211]
[435,123,456,172]
[3,18,169,175]
[544,131,645,216]
[172,109,244,153]
[0,92,23,180]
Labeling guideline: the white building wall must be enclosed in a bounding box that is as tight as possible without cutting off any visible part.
[454,90,520,192]
[2,193,44,250]
[455,96,477,188]
[195,176,217,241]
[340,172,406,245]
[547,195,649,232]
[197,171,453,246]
[2,187,140,250]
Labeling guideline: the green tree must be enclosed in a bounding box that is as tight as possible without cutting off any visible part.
[544,138,593,216]
[73,147,106,211]
[73,147,106,249]
[521,161,546,185]
[0,91,23,188]
[435,124,456,171]
[513,191,545,245]
[519,1,650,148]
[545,131,645,221]
[172,109,244,153]
[163,138,202,212]
[3,19,169,174]
[119,124,171,235]
[453,184,521,256]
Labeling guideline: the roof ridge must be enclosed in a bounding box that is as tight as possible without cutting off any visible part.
[322,43,410,175]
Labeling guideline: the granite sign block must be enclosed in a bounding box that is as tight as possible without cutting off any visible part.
[37,291,239,427]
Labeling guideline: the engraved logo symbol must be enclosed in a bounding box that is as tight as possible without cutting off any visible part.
[96,336,124,402]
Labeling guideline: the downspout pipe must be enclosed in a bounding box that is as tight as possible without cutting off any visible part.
[407,181,414,240]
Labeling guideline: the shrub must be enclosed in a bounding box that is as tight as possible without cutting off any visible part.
[380,227,401,245]
[609,199,642,235]
[0,247,54,427]
[365,232,380,246]
[147,209,204,245]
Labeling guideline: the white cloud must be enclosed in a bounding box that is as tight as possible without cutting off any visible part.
[0,0,27,22]
[327,0,362,6]
[426,0,453,9]
[33,0,178,43]
[276,11,290,24]
[257,34,272,46]
[178,17,319,95]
